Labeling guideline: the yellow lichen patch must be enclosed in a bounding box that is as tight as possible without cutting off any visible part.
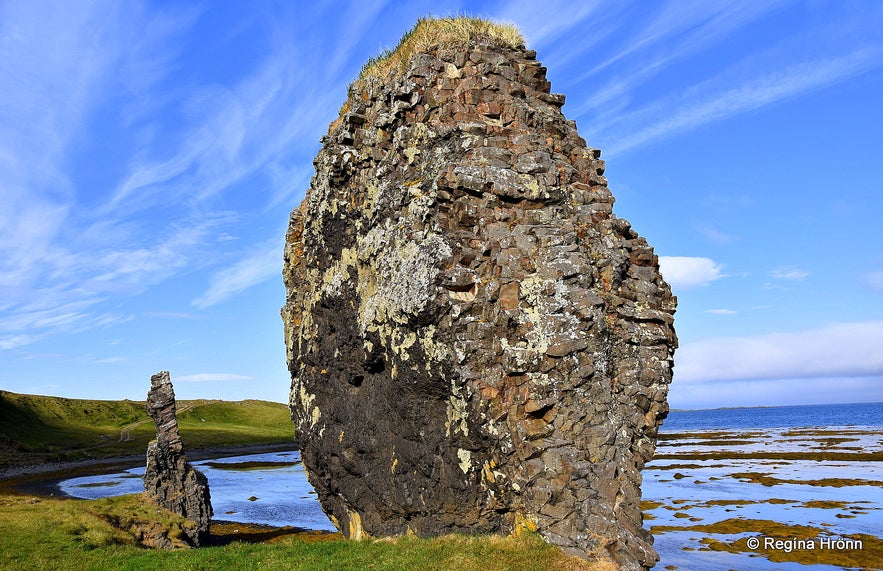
[482,459,496,484]
[457,448,472,474]
[448,289,477,302]
[446,386,470,437]
[348,510,370,540]
[390,446,398,474]
[403,145,420,164]
[512,512,538,534]
[310,404,321,429]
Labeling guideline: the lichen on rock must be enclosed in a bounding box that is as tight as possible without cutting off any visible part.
[143,371,212,547]
[281,16,676,570]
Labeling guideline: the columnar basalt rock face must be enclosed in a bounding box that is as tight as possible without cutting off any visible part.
[282,21,676,570]
[143,371,213,547]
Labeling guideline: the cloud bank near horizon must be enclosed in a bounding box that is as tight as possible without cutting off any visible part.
[675,321,883,384]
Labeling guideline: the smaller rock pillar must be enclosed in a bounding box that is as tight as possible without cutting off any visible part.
[143,370,213,546]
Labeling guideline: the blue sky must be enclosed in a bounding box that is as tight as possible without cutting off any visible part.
[1,0,881,409]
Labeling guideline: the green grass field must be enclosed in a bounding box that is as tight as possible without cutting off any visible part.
[0,390,608,569]
[0,390,293,467]
[0,494,601,571]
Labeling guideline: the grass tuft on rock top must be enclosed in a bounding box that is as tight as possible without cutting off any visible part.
[0,493,605,571]
[349,15,523,93]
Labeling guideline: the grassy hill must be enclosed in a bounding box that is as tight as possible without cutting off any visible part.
[0,390,293,468]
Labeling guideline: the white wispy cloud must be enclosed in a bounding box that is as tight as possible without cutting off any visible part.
[0,215,223,350]
[499,0,604,49]
[0,2,350,352]
[105,15,347,219]
[604,47,881,155]
[0,2,216,350]
[324,0,391,79]
[676,321,883,383]
[658,256,725,289]
[697,226,739,244]
[861,270,883,292]
[771,266,809,281]
[0,1,121,291]
[143,311,205,320]
[0,334,35,351]
[177,373,255,383]
[575,0,784,96]
[0,298,103,334]
[193,242,281,309]
[706,308,737,315]
[89,222,219,286]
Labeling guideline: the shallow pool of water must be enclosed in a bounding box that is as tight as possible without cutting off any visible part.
[645,426,883,570]
[59,450,336,531]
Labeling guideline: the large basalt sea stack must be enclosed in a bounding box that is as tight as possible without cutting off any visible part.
[282,17,676,570]
[143,371,213,546]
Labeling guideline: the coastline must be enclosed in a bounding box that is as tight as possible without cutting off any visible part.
[645,423,883,569]
[0,442,296,497]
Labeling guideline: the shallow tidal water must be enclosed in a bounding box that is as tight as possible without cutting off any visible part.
[645,414,883,570]
[59,450,336,531]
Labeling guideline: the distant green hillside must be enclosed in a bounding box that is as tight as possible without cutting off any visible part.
[0,390,293,468]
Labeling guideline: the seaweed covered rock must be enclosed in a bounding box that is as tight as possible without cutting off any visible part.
[281,17,676,570]
[143,371,212,546]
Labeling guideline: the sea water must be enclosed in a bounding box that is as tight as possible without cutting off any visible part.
[663,402,883,432]
[648,402,883,571]
[58,450,336,531]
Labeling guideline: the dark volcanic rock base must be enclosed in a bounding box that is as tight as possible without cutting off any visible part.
[143,371,212,546]
[282,35,676,570]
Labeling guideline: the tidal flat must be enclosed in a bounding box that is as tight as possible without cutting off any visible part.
[58,451,337,531]
[644,426,883,570]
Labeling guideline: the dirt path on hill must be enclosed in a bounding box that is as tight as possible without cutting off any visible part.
[116,403,196,442]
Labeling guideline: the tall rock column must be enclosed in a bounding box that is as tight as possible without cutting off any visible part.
[143,370,213,546]
[282,17,676,570]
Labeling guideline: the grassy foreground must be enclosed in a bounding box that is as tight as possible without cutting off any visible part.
[0,390,293,468]
[0,493,603,571]
[0,389,610,568]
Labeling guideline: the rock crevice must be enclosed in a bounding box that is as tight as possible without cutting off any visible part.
[282,19,676,570]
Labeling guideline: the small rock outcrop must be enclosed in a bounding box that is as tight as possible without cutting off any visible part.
[282,17,676,570]
[143,370,213,546]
